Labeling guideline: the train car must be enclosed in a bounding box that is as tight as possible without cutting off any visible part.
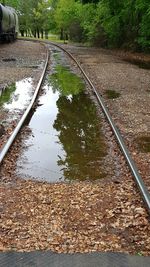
[0,3,18,41]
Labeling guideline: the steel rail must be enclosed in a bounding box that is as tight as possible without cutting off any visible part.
[47,41,150,213]
[1,38,150,213]
[0,44,49,164]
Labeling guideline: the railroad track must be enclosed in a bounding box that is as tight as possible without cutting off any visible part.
[0,38,150,215]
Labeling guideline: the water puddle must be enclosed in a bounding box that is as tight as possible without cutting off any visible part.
[0,83,16,105]
[124,59,150,70]
[135,136,150,153]
[50,65,84,95]
[2,58,16,62]
[16,49,107,182]
[105,89,120,99]
[0,78,33,126]
[2,78,33,112]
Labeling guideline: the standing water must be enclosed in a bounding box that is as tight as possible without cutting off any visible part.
[0,78,33,123]
[16,49,107,182]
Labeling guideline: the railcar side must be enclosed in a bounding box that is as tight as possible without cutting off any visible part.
[0,3,18,41]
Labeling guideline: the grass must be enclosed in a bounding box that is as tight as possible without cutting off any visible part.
[49,65,85,96]
[0,83,16,106]
[105,89,120,99]
[19,34,65,44]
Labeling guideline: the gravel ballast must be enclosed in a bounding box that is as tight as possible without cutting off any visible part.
[0,40,46,149]
[0,41,150,255]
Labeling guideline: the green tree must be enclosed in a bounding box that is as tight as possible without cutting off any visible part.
[4,0,150,51]
[4,0,19,8]
[135,0,150,50]
[55,0,83,41]
[53,93,106,181]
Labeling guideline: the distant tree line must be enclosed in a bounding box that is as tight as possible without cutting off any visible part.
[4,0,55,39]
[5,0,150,51]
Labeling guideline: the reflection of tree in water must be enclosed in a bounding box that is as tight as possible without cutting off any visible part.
[53,92,107,181]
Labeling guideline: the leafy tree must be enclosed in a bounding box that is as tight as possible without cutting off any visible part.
[78,3,97,43]
[3,0,150,51]
[55,0,87,42]
[3,0,19,8]
[81,0,99,3]
[135,0,150,50]
[53,93,106,181]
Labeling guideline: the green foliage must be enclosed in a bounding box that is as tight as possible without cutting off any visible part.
[5,0,150,51]
[79,3,96,42]
[105,89,120,99]
[54,0,83,41]
[135,1,150,50]
[0,83,16,106]
[4,0,19,9]
[53,92,107,181]
[5,0,57,38]
[82,0,150,50]
[81,0,99,3]
[49,65,84,96]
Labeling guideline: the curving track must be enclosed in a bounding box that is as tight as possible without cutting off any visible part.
[0,44,49,163]
[0,39,150,215]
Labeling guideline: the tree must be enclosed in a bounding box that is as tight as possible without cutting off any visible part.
[81,0,99,3]
[135,0,150,50]
[4,0,150,51]
[53,94,106,181]
[54,0,83,41]
[4,0,19,8]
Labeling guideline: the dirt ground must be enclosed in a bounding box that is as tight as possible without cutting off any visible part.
[0,40,46,93]
[64,44,150,190]
[0,40,46,148]
[0,41,150,255]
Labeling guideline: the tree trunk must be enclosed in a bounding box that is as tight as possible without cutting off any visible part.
[41,29,44,39]
[20,30,24,37]
[45,30,48,39]
[37,28,40,39]
[60,28,64,40]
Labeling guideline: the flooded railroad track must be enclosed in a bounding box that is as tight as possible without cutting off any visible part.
[0,41,150,211]
[0,40,150,255]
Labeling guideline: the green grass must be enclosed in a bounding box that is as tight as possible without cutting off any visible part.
[19,34,65,44]
[0,83,16,106]
[105,89,120,99]
[49,65,85,96]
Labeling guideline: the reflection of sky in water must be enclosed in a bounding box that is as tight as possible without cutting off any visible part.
[4,78,33,111]
[17,84,66,182]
